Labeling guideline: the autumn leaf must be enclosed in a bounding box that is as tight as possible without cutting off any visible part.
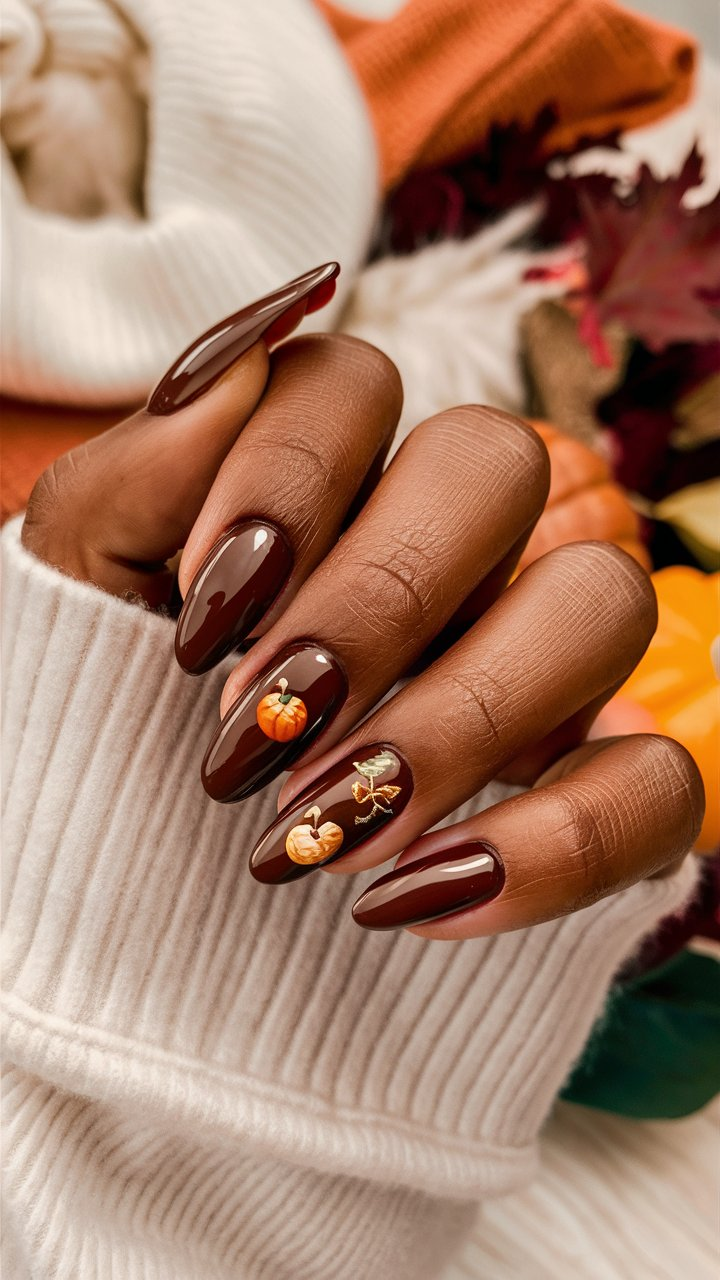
[351,782,401,805]
[353,753,395,780]
[577,146,720,353]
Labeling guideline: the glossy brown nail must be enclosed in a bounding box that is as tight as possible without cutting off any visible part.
[352,842,504,930]
[250,745,413,884]
[175,522,292,674]
[147,262,339,414]
[202,642,348,802]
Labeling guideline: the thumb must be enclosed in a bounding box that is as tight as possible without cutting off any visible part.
[22,264,339,604]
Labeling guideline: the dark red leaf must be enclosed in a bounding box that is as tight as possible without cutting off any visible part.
[577,146,720,350]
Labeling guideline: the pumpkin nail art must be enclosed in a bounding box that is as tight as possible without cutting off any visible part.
[202,643,347,803]
[286,807,344,865]
[256,678,308,741]
[176,522,292,675]
[249,745,413,884]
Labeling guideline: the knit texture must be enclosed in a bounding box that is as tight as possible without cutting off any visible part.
[0,0,377,404]
[319,0,696,187]
[1,517,698,1278]
[445,1099,719,1280]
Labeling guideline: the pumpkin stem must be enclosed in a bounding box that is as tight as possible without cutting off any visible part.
[277,677,292,705]
[304,806,322,828]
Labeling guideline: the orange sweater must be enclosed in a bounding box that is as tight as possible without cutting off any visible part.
[319,0,696,188]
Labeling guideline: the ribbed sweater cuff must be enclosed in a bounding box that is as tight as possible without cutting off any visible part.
[2,516,698,1203]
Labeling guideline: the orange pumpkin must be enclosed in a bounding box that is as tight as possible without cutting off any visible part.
[610,568,719,853]
[257,678,308,741]
[517,421,650,572]
[286,807,344,865]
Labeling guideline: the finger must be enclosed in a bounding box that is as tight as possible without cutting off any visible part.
[249,541,657,883]
[351,735,704,935]
[201,408,549,802]
[492,678,628,787]
[22,264,339,604]
[175,333,403,673]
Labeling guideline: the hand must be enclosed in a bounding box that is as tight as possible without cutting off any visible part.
[23,266,704,937]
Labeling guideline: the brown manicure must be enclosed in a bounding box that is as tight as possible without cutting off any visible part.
[175,522,292,674]
[249,745,413,884]
[202,642,348,803]
[352,842,504,930]
[147,262,339,414]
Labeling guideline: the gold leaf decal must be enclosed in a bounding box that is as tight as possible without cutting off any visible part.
[353,752,395,780]
[352,754,401,824]
[352,782,401,805]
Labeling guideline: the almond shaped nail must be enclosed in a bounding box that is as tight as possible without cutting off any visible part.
[147,262,339,414]
[249,745,413,884]
[202,642,348,803]
[352,842,505,930]
[175,522,292,675]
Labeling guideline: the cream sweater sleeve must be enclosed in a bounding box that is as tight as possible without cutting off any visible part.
[1,517,697,1280]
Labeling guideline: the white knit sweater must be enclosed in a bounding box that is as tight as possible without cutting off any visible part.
[1,3,710,1277]
[1,519,697,1279]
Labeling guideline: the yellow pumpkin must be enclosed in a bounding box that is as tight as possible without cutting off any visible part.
[257,678,308,742]
[286,807,344,865]
[603,568,719,852]
[518,421,650,572]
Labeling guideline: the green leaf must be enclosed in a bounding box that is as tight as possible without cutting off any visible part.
[353,752,395,780]
[561,950,720,1120]
[654,479,720,570]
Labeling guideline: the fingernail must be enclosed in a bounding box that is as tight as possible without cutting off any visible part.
[352,842,504,931]
[250,745,413,884]
[147,262,339,414]
[202,642,348,802]
[175,522,292,674]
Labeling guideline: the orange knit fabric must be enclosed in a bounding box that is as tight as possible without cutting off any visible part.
[318,0,696,189]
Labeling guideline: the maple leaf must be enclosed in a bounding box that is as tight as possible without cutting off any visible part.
[577,146,720,352]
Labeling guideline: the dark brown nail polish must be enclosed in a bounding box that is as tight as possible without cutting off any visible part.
[175,522,292,674]
[202,642,348,802]
[147,262,339,414]
[250,745,413,884]
[352,842,504,930]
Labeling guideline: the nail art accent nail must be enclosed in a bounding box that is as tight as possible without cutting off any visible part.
[147,262,339,414]
[202,642,348,802]
[352,841,504,931]
[249,745,413,884]
[175,522,292,675]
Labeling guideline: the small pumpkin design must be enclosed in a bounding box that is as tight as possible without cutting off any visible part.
[257,678,308,742]
[285,806,344,865]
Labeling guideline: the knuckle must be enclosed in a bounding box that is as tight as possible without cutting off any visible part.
[551,786,614,902]
[22,445,97,565]
[545,540,654,605]
[410,405,550,503]
[633,734,706,850]
[278,332,403,415]
[25,449,87,529]
[352,530,439,638]
[439,666,510,759]
[539,540,657,659]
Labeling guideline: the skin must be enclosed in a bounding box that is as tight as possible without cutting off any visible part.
[23,333,705,938]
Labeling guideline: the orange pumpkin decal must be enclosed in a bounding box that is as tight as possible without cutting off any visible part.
[286,807,344,865]
[257,678,308,742]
